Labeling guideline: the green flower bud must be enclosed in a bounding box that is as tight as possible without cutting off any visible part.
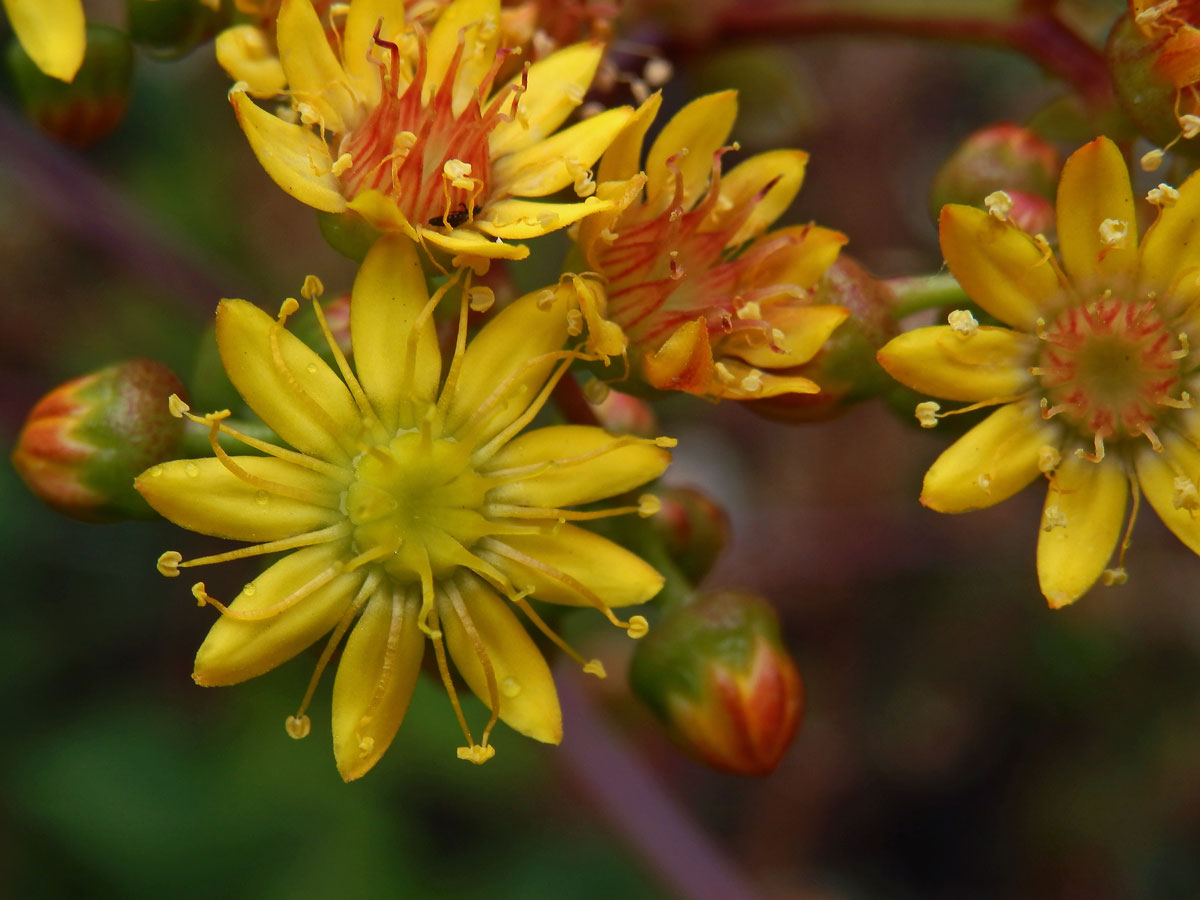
[317,210,382,263]
[929,123,1060,232]
[747,256,898,422]
[649,486,730,584]
[631,590,804,775]
[6,24,134,147]
[13,359,186,521]
[127,0,231,60]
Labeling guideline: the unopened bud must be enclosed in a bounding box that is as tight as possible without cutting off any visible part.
[6,24,134,147]
[929,123,1061,222]
[649,486,730,584]
[127,0,230,60]
[12,359,187,521]
[631,591,803,775]
[589,387,659,437]
[748,256,899,422]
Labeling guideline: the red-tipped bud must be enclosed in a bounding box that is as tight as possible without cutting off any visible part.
[748,255,898,422]
[649,485,730,583]
[929,123,1060,225]
[1107,7,1200,158]
[588,386,659,437]
[631,591,803,775]
[13,359,186,521]
[127,0,230,60]
[6,24,134,146]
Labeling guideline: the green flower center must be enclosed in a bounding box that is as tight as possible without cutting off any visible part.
[345,431,492,582]
[1038,296,1184,442]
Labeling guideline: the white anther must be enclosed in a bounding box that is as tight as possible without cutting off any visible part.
[1042,505,1068,531]
[643,57,674,87]
[1101,567,1128,586]
[740,369,764,393]
[947,309,979,338]
[331,153,353,176]
[1038,445,1061,474]
[1183,114,1200,139]
[468,286,495,312]
[1147,183,1180,207]
[984,190,1013,220]
[1099,218,1129,248]
[1141,149,1166,172]
[1173,475,1200,511]
[736,301,763,320]
[915,401,940,428]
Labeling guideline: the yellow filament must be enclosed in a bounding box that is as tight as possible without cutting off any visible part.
[426,602,482,757]
[175,523,350,569]
[485,503,644,522]
[457,348,582,444]
[414,544,440,638]
[203,418,341,508]
[310,296,386,440]
[268,316,358,458]
[192,563,342,621]
[355,589,414,738]
[510,594,590,668]
[291,572,380,725]
[401,272,462,406]
[1115,472,1141,572]
[934,395,1028,422]
[192,412,350,482]
[435,278,475,420]
[474,351,593,461]
[445,581,499,751]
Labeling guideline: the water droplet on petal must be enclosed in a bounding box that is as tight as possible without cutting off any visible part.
[184,462,199,477]
[147,465,164,478]
[501,677,521,698]
[306,363,318,374]
[242,583,256,597]
[255,490,269,506]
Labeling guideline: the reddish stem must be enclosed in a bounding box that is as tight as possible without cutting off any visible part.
[552,370,603,426]
[678,2,1113,108]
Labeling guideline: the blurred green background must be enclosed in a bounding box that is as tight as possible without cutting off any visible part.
[7,1,1200,898]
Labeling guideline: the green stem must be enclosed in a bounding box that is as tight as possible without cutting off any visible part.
[886,272,970,319]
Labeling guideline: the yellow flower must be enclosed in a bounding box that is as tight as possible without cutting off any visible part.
[3,0,85,82]
[135,235,672,779]
[878,136,1200,608]
[229,0,632,264]
[574,90,849,401]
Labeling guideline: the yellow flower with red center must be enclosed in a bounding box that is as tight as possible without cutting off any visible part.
[2,0,85,81]
[135,235,672,779]
[877,137,1200,608]
[574,91,849,401]
[229,0,632,264]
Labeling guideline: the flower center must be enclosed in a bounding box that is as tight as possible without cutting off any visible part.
[336,24,514,229]
[345,431,492,582]
[1038,296,1184,441]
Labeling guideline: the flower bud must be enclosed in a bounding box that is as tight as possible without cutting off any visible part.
[747,256,898,422]
[127,0,230,60]
[6,24,134,147]
[631,590,803,775]
[1107,7,1200,157]
[589,386,659,437]
[929,124,1060,230]
[649,486,730,584]
[13,359,186,521]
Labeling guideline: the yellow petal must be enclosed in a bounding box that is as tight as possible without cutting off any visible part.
[597,92,662,185]
[350,234,441,432]
[1056,137,1138,290]
[713,149,809,246]
[487,525,664,609]
[215,25,286,97]
[724,304,848,368]
[3,0,85,82]
[483,424,670,507]
[877,325,1038,402]
[575,174,646,268]
[741,224,846,289]
[442,285,570,441]
[332,588,425,780]
[345,189,419,239]
[489,42,603,157]
[643,317,715,394]
[476,196,613,239]
[231,88,346,213]
[440,578,562,743]
[939,204,1065,330]
[1037,454,1127,608]
[707,357,819,399]
[276,0,356,133]
[416,224,529,260]
[216,298,361,464]
[1138,167,1200,301]
[1136,432,1200,555]
[193,543,362,686]
[921,401,1056,513]
[492,106,633,197]
[644,91,739,217]
[135,457,340,541]
[426,0,501,115]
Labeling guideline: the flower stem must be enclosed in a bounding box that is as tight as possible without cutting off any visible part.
[688,0,1113,108]
[886,272,969,319]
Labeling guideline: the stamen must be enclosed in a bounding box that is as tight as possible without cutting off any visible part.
[984,190,1013,220]
[915,401,940,428]
[435,277,475,420]
[509,593,605,677]
[426,602,492,763]
[171,523,350,570]
[191,563,341,621]
[352,589,414,755]
[401,272,462,407]
[1074,433,1106,463]
[310,296,385,439]
[445,580,500,754]
[948,309,979,338]
[201,413,342,507]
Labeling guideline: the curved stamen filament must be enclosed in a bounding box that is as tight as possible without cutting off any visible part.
[192,563,343,621]
[310,296,387,443]
[445,580,499,753]
[401,272,462,409]
[203,416,342,508]
[173,523,350,570]
[436,278,474,421]
[510,594,605,678]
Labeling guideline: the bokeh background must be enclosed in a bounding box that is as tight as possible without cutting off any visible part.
[9,1,1200,898]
